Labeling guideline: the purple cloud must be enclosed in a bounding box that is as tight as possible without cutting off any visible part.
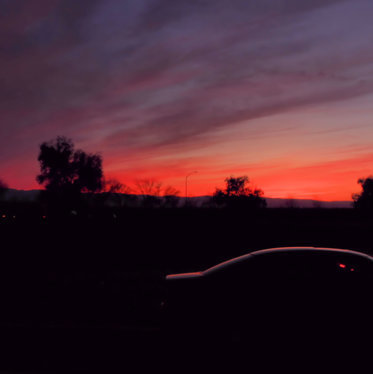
[1,0,373,190]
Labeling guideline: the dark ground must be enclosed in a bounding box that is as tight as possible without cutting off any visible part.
[0,207,372,371]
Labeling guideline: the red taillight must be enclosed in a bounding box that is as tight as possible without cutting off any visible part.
[338,263,346,269]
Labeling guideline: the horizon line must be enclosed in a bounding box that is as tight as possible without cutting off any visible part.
[6,188,354,203]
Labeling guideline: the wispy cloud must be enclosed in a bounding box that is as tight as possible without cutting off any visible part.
[1,0,373,198]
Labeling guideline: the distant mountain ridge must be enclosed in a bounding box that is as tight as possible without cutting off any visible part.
[184,196,352,208]
[1,189,353,208]
[3,189,42,201]
[264,197,352,209]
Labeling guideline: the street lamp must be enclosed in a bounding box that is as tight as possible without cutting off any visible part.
[185,171,198,206]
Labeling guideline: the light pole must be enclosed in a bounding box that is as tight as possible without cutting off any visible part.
[185,171,198,206]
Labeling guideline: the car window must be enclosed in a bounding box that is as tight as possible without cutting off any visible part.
[205,250,373,288]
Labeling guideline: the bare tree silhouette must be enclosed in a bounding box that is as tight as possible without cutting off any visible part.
[163,185,180,208]
[135,179,179,208]
[102,178,135,208]
[135,179,162,208]
[104,179,131,194]
[213,175,266,209]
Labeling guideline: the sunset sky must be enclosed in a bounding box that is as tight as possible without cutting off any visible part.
[1,0,373,200]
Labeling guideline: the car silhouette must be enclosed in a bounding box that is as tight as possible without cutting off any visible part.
[163,246,373,365]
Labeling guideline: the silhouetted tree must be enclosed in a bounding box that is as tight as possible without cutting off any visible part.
[37,137,103,194]
[0,179,8,200]
[36,136,104,216]
[73,150,103,193]
[353,177,373,210]
[163,185,180,208]
[101,178,136,208]
[135,179,162,208]
[104,179,131,194]
[135,179,179,208]
[213,175,266,209]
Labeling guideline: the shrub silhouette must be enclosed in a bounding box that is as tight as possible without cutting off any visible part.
[213,175,266,209]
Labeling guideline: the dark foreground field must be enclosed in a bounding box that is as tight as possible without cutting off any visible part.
[0,207,372,371]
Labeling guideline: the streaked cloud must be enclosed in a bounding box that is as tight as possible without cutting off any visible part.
[1,0,373,199]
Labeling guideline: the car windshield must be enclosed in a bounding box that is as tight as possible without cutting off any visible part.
[203,253,253,275]
[204,249,373,282]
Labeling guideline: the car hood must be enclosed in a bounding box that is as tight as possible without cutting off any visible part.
[165,272,203,281]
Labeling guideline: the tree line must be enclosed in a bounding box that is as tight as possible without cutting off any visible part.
[1,135,373,214]
[34,136,267,212]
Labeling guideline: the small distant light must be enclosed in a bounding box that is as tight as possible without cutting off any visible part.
[12,216,16,219]
[338,263,346,269]
[350,268,355,272]
[42,215,46,219]
[2,215,6,219]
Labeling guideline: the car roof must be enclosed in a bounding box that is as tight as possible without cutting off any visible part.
[250,246,373,258]
[203,247,373,275]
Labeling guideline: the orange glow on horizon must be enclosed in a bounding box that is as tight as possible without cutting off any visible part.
[7,170,365,202]
[4,150,372,202]
[3,0,373,207]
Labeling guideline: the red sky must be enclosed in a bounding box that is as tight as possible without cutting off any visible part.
[1,0,373,201]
